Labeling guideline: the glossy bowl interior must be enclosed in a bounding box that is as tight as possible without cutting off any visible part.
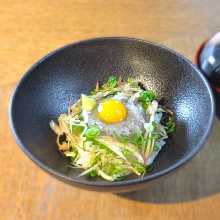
[9,37,214,192]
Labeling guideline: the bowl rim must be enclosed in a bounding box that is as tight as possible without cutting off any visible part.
[9,36,215,187]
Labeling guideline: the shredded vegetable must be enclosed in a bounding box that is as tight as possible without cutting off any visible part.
[50,75,175,181]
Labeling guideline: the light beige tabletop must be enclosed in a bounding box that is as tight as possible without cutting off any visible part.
[1,1,220,219]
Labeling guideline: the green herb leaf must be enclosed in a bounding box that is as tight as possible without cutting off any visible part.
[113,133,129,144]
[130,132,146,147]
[165,116,175,134]
[91,76,118,95]
[106,75,118,89]
[138,90,156,109]
[88,170,98,178]
[85,125,101,139]
[114,131,146,149]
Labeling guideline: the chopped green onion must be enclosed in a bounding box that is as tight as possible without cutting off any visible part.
[85,125,101,139]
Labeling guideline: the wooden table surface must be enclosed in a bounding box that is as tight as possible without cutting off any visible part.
[1,0,220,219]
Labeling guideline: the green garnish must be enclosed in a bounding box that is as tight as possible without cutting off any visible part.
[165,116,175,134]
[114,131,146,150]
[90,75,119,95]
[88,170,98,178]
[85,125,101,139]
[105,75,118,89]
[138,90,157,109]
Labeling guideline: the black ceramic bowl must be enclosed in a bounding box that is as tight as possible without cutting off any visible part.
[9,37,214,192]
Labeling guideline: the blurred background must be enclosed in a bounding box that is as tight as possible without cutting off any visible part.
[1,1,220,220]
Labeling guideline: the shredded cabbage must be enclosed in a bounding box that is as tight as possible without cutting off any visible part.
[50,76,175,181]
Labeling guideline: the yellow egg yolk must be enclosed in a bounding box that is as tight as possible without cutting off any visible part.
[98,99,127,124]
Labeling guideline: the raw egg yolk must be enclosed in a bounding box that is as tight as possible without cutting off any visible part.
[98,99,127,124]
